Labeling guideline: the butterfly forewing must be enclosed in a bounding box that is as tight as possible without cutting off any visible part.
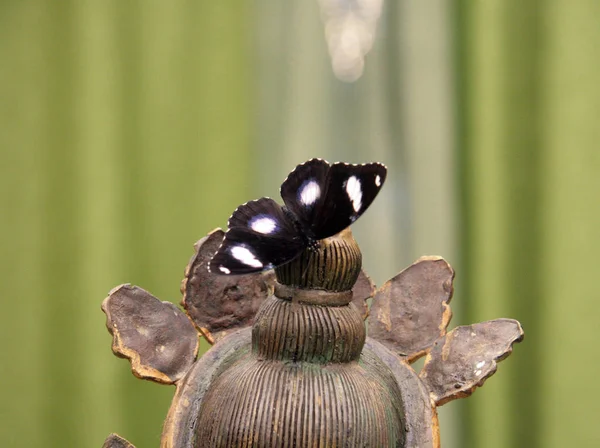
[311,162,387,239]
[280,158,330,237]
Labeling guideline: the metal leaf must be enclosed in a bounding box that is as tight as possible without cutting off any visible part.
[351,269,377,319]
[419,318,524,406]
[102,284,198,384]
[181,229,273,344]
[102,433,135,448]
[368,256,454,362]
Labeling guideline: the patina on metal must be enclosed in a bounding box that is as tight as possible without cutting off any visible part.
[194,228,405,447]
[101,228,524,448]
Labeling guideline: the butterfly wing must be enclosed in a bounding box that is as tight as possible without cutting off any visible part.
[280,158,330,237]
[211,160,387,274]
[209,198,305,275]
[311,162,387,239]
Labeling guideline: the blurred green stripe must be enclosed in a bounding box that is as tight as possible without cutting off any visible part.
[459,1,600,447]
[459,1,537,447]
[0,3,47,447]
[0,2,254,447]
[538,2,600,446]
[37,3,88,447]
[502,3,543,447]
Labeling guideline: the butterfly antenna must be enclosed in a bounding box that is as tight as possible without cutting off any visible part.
[300,254,311,283]
[299,239,320,283]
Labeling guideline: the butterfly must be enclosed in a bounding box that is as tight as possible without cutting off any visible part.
[208,158,387,275]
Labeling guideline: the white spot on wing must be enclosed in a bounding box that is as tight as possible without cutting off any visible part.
[299,180,321,206]
[230,245,263,268]
[250,216,278,235]
[345,176,362,212]
[375,174,381,187]
[219,266,231,274]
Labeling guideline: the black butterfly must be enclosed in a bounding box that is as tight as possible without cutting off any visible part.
[208,158,387,275]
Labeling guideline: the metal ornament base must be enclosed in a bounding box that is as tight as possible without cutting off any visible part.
[101,229,523,448]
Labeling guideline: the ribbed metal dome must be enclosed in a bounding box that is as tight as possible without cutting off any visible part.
[274,228,362,292]
[194,227,406,447]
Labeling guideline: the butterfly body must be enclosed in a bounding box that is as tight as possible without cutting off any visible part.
[209,158,386,275]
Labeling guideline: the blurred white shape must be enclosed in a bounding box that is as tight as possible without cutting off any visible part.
[319,0,383,82]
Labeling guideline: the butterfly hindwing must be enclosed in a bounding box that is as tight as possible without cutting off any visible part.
[209,227,304,274]
[228,197,297,238]
[209,197,304,274]
[311,162,387,239]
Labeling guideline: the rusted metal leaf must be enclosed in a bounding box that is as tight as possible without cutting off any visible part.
[352,269,376,320]
[102,284,199,384]
[368,256,454,362]
[419,318,524,406]
[181,229,273,344]
[102,433,135,448]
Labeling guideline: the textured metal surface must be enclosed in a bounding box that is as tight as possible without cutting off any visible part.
[190,225,408,447]
[161,329,442,448]
[273,283,353,305]
[102,284,199,384]
[160,329,253,448]
[364,338,439,448]
[102,433,136,448]
[275,229,362,292]
[195,345,405,447]
[420,319,524,406]
[368,257,454,362]
[253,294,365,363]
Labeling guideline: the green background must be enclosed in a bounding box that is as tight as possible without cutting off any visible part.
[1,1,598,447]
